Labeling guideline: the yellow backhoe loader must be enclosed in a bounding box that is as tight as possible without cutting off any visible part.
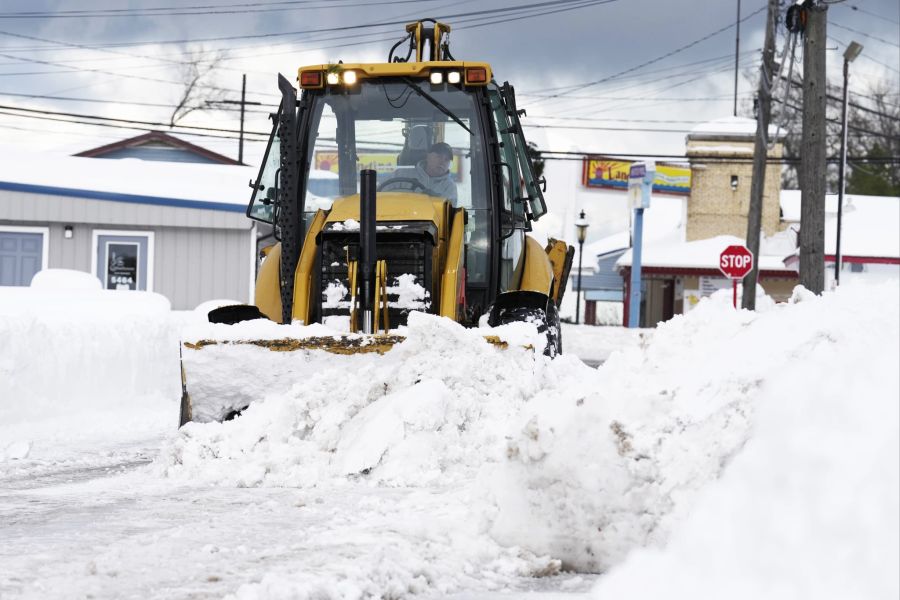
[180,19,574,426]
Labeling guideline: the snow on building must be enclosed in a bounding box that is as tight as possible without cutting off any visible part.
[0,144,258,309]
[685,116,785,241]
[616,234,799,326]
[569,116,897,327]
[780,190,900,286]
[566,194,685,324]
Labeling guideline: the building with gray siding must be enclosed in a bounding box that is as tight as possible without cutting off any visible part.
[0,147,257,310]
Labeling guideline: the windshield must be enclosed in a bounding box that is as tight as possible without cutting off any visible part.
[304,79,486,213]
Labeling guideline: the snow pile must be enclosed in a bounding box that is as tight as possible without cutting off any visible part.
[156,280,896,598]
[0,270,182,432]
[479,282,899,586]
[592,284,900,599]
[161,312,551,487]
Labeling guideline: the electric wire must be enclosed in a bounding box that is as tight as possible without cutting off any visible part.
[526,4,767,107]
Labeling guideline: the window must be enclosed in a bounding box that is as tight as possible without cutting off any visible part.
[92,230,154,291]
[304,79,491,284]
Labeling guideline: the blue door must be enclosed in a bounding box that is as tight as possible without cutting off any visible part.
[0,231,43,286]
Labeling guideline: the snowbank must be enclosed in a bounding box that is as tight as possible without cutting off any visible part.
[479,281,899,597]
[160,312,552,487]
[161,279,898,597]
[4,266,897,598]
[591,283,900,599]
[0,270,183,432]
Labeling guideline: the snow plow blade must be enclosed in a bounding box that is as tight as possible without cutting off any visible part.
[179,333,511,426]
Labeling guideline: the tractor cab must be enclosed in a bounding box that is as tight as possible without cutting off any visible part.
[245,19,561,332]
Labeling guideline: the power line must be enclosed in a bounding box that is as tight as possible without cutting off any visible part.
[0,0,440,19]
[828,34,900,74]
[0,109,266,141]
[537,149,900,164]
[1,109,895,165]
[524,115,704,123]
[845,3,900,25]
[527,124,692,133]
[0,91,207,109]
[49,0,613,48]
[778,74,900,121]
[0,103,271,136]
[0,51,190,87]
[831,22,900,48]
[0,0,612,88]
[528,5,767,106]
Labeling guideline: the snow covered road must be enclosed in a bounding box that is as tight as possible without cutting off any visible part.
[0,437,593,599]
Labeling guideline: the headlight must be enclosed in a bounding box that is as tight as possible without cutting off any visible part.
[447,71,461,84]
[429,71,444,85]
[326,72,340,85]
[342,70,358,85]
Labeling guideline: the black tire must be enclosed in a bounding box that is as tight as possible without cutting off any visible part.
[545,299,562,357]
[488,291,562,357]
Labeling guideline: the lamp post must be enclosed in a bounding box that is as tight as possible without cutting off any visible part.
[574,210,589,325]
[836,40,863,287]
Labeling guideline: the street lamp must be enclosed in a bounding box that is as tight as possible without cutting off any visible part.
[836,40,863,286]
[574,210,589,325]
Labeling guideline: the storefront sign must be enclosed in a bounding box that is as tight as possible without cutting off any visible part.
[583,157,690,195]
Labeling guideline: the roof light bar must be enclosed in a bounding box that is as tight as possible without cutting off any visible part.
[299,70,323,89]
[465,67,488,85]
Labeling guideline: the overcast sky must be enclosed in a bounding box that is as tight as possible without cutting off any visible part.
[0,0,896,164]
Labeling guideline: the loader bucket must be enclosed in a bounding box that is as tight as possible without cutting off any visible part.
[179,330,512,426]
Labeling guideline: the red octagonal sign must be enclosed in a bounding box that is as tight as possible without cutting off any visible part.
[719,245,754,279]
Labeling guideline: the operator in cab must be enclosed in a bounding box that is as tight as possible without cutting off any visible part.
[381,142,458,204]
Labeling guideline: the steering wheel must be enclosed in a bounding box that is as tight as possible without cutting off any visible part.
[378,177,433,195]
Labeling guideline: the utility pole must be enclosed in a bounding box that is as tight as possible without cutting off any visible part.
[733,0,742,117]
[799,2,828,294]
[239,74,247,164]
[742,0,778,310]
[205,74,262,164]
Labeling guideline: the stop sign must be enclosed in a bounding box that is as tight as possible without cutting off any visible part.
[719,245,754,279]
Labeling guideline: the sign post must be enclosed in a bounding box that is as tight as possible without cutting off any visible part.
[719,245,754,308]
[627,161,655,328]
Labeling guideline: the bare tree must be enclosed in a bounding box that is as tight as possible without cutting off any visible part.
[763,74,899,192]
[169,48,227,127]
[846,82,900,195]
[740,57,899,192]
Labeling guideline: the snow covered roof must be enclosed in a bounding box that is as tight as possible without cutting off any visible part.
[687,116,786,141]
[616,234,797,272]
[0,144,256,212]
[780,190,900,259]
[584,193,686,260]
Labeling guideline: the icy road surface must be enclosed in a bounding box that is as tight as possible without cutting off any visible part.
[0,418,594,599]
[1,272,897,600]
